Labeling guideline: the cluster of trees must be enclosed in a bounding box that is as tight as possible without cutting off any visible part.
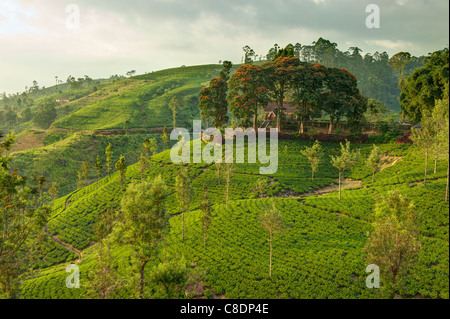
[0,131,52,298]
[200,56,368,135]
[400,48,449,122]
[247,39,427,112]
[66,75,94,90]
[410,88,449,200]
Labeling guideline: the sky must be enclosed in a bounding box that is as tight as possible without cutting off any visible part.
[0,0,448,95]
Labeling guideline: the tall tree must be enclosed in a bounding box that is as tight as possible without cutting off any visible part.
[291,64,325,133]
[366,144,382,185]
[115,155,127,191]
[300,140,323,181]
[260,199,283,278]
[162,126,169,151]
[138,154,149,180]
[410,112,435,187]
[224,163,234,208]
[388,52,411,122]
[220,61,233,81]
[330,140,360,200]
[365,190,420,294]
[0,131,50,298]
[94,156,103,184]
[201,184,212,249]
[48,182,59,202]
[199,77,229,128]
[228,64,270,130]
[81,161,90,184]
[115,176,170,298]
[262,57,300,131]
[105,143,113,180]
[169,96,182,129]
[320,67,362,134]
[400,48,449,121]
[143,138,157,158]
[175,165,192,241]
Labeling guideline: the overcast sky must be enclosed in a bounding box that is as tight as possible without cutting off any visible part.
[0,0,448,95]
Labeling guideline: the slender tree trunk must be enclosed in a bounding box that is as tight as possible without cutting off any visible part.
[139,260,148,299]
[328,115,334,135]
[434,157,437,174]
[299,117,304,134]
[277,88,284,132]
[338,170,341,201]
[203,229,206,248]
[424,149,428,187]
[445,161,449,202]
[269,231,273,278]
[182,211,185,241]
[312,169,314,182]
[372,168,375,185]
[253,111,258,131]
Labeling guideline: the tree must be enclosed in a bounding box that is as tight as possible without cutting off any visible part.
[94,156,103,184]
[115,176,170,298]
[48,182,59,201]
[115,155,127,191]
[228,64,270,130]
[291,64,324,133]
[262,57,300,131]
[32,104,57,129]
[330,140,360,200]
[0,131,51,297]
[224,163,234,208]
[89,209,122,299]
[126,70,136,77]
[320,67,363,134]
[365,190,420,294]
[201,184,212,248]
[388,52,411,122]
[301,140,323,181]
[400,48,449,122]
[138,154,149,180]
[243,45,255,64]
[255,178,268,197]
[175,165,192,241]
[162,126,169,151]
[143,138,157,158]
[199,77,229,128]
[169,96,182,129]
[81,161,90,184]
[260,199,283,278]
[220,61,233,81]
[105,143,113,179]
[215,162,224,185]
[410,112,435,187]
[366,145,382,185]
[150,257,188,299]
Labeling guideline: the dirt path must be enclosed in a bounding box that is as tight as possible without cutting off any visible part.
[43,226,83,263]
[276,179,363,199]
[379,155,403,172]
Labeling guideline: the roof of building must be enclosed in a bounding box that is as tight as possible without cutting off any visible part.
[264,101,297,114]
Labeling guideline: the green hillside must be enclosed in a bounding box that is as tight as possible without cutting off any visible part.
[17,139,449,299]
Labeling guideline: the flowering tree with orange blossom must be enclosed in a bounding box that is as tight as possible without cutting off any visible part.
[228,64,270,130]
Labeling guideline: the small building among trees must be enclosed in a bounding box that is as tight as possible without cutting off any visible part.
[264,102,298,120]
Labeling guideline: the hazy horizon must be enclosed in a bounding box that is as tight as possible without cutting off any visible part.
[1,0,448,95]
